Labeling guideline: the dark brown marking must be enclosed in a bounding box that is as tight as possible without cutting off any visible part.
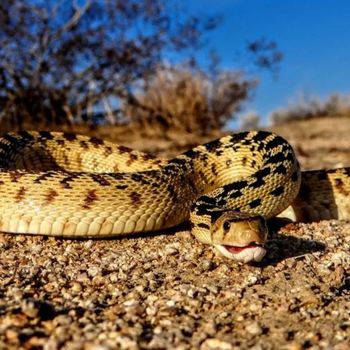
[39,131,54,140]
[15,186,26,203]
[18,130,35,141]
[10,171,25,182]
[109,173,125,180]
[113,164,120,172]
[126,153,138,166]
[334,178,349,196]
[167,184,177,200]
[104,146,113,156]
[119,145,132,154]
[3,134,20,145]
[82,190,98,209]
[275,164,287,175]
[89,137,104,147]
[79,140,89,149]
[249,198,261,209]
[250,167,271,188]
[60,174,80,189]
[142,153,156,161]
[34,171,57,184]
[45,188,59,204]
[229,132,250,144]
[197,222,210,230]
[131,174,144,182]
[116,185,128,190]
[63,133,77,142]
[204,139,222,153]
[252,131,271,142]
[56,139,65,146]
[130,191,141,205]
[264,136,286,150]
[91,174,111,186]
[270,186,284,197]
[242,157,247,166]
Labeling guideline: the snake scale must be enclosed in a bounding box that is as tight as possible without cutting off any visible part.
[0,130,349,263]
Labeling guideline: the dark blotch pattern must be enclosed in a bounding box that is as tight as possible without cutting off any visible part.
[252,131,271,142]
[224,180,249,192]
[89,137,104,147]
[15,186,26,203]
[230,132,249,144]
[250,167,271,188]
[63,133,77,142]
[10,171,25,182]
[34,171,57,184]
[39,131,54,140]
[119,145,132,154]
[45,188,59,204]
[249,198,261,209]
[264,136,286,150]
[270,186,284,197]
[18,131,35,141]
[275,164,287,175]
[130,191,141,205]
[79,141,89,150]
[82,190,98,209]
[197,222,210,230]
[116,185,128,190]
[91,174,111,186]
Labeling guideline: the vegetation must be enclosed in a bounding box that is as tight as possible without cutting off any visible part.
[0,0,282,135]
[121,65,257,135]
[270,94,350,124]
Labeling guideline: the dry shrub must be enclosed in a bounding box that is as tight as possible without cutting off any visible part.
[122,65,256,136]
[270,94,350,124]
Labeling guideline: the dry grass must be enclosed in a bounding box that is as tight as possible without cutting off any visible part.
[270,93,350,124]
[121,65,256,137]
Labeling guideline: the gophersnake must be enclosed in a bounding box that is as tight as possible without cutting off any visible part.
[0,130,349,263]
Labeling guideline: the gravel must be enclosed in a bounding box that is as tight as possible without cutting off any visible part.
[0,221,349,349]
[1,117,350,349]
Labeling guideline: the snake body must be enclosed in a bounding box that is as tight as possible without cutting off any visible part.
[0,130,349,262]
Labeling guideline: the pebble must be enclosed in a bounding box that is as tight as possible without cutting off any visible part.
[1,199,349,349]
[201,339,233,350]
[245,322,263,336]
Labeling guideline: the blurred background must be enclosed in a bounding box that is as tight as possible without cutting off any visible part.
[1,0,349,149]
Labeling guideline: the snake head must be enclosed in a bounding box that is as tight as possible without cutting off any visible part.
[211,211,268,263]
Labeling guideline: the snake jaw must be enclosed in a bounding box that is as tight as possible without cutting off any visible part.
[214,243,266,263]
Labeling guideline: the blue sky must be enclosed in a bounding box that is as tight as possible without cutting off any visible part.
[184,0,350,124]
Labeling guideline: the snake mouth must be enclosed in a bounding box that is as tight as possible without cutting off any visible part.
[224,242,263,254]
[214,242,266,263]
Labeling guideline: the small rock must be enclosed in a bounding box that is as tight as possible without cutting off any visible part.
[200,338,233,350]
[245,322,263,336]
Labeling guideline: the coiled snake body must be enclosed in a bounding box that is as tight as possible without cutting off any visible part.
[0,131,349,263]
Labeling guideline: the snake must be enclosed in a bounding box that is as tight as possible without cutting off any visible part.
[0,130,349,263]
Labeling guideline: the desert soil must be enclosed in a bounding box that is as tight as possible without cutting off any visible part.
[0,116,349,350]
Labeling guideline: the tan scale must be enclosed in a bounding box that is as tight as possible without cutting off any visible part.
[0,130,349,263]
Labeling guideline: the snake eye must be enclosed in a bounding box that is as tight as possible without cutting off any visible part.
[223,221,231,232]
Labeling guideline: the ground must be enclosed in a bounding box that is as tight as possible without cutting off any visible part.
[0,116,349,350]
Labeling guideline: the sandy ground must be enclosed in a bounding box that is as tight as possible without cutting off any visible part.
[0,116,349,350]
